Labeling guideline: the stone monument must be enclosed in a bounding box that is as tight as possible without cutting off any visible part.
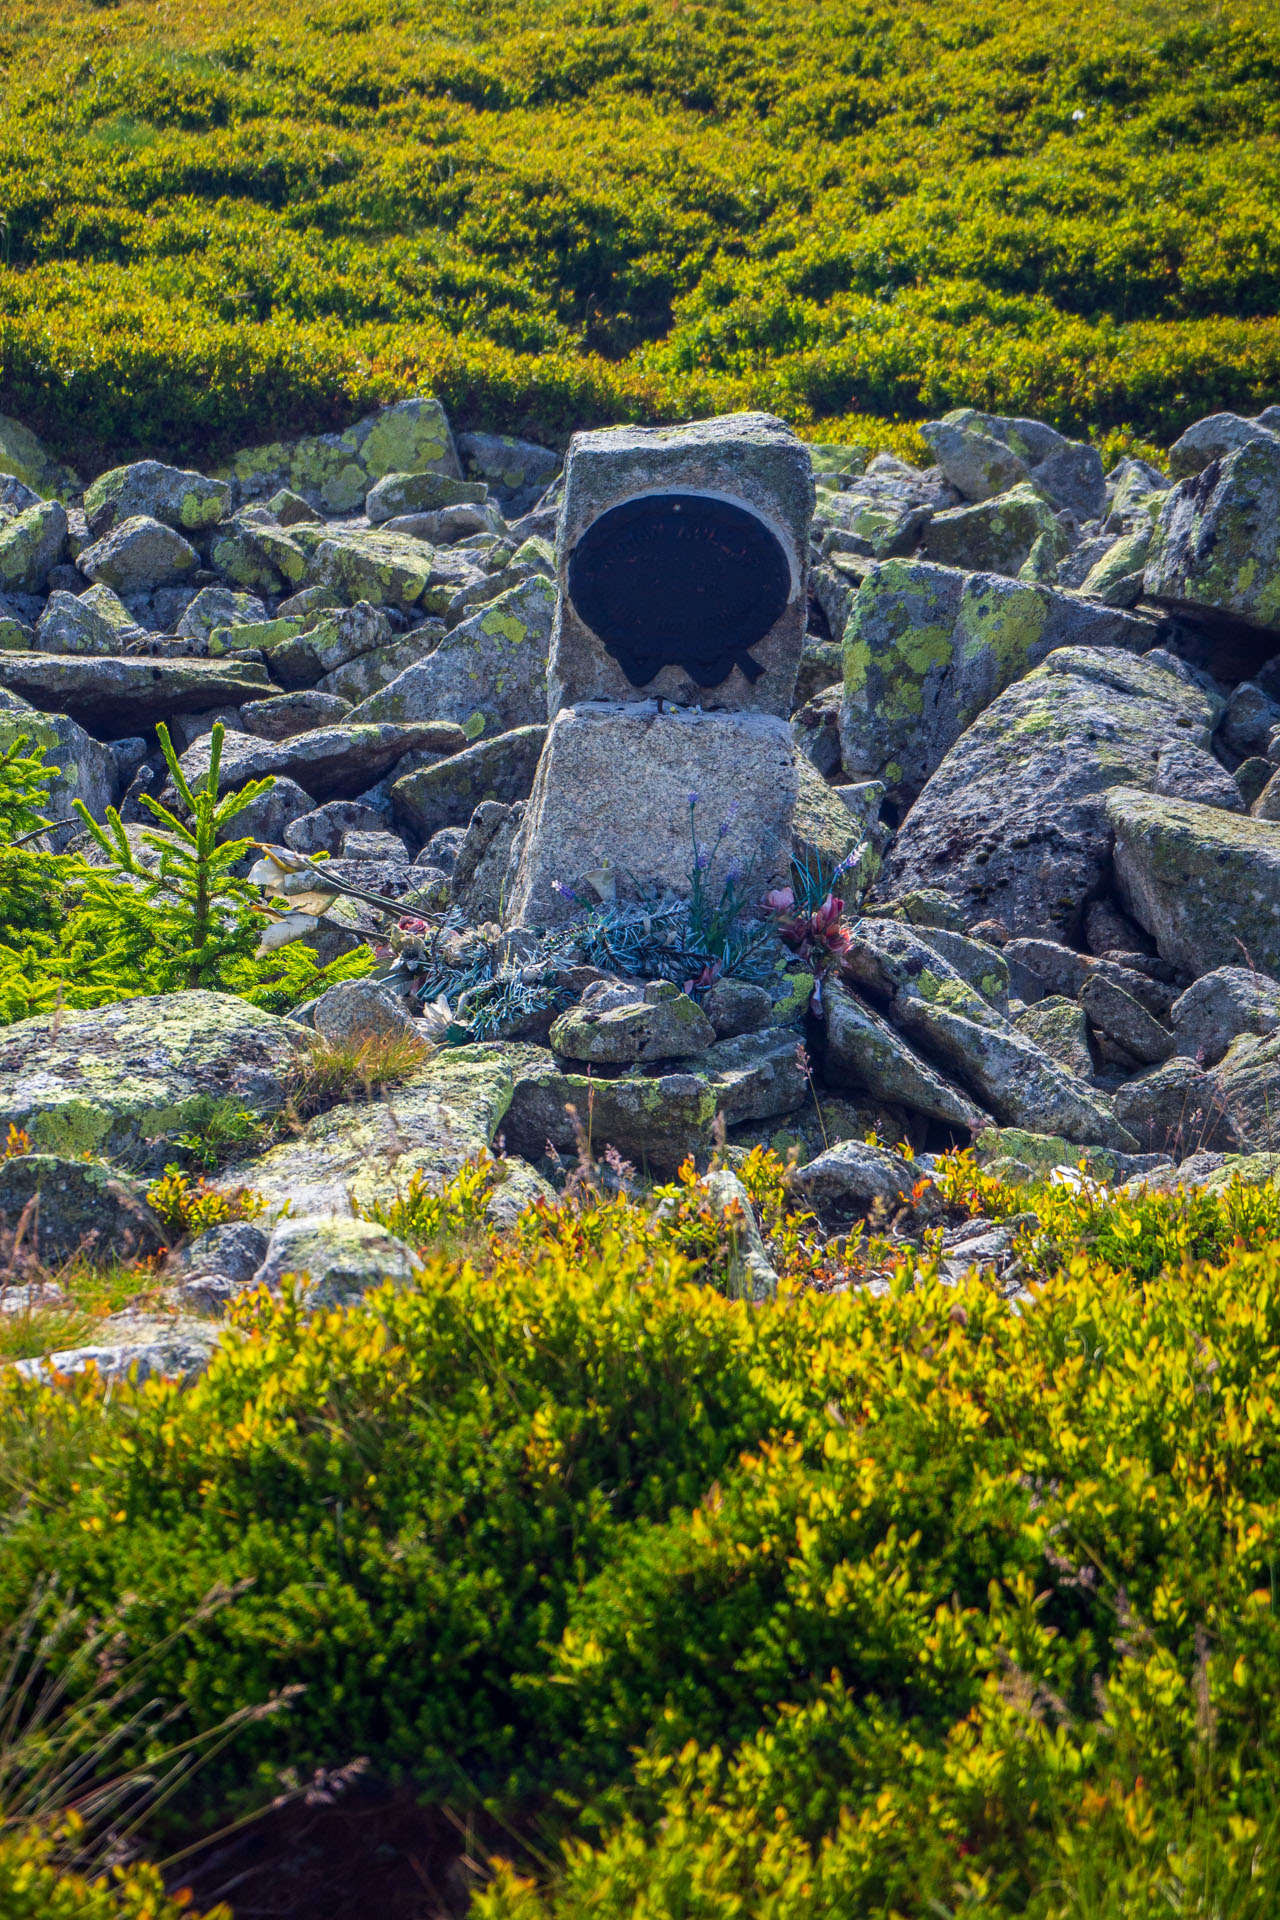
[504,412,816,927]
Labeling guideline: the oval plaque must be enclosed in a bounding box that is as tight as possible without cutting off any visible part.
[566,492,792,690]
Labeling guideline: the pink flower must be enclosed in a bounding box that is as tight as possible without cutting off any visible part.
[761,887,795,913]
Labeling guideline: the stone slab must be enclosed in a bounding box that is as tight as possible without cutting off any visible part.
[548,411,813,718]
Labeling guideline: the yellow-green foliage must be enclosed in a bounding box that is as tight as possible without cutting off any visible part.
[0,0,1277,462]
[3,1157,1280,1913]
[0,1824,222,1920]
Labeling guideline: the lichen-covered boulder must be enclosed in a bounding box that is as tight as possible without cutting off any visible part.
[1216,1031,1280,1152]
[0,500,67,593]
[209,516,308,596]
[0,653,273,735]
[791,753,869,877]
[35,584,144,655]
[692,1026,809,1125]
[1107,785,1280,977]
[843,917,1137,1148]
[879,647,1222,942]
[0,1154,162,1261]
[390,723,546,840]
[1167,412,1280,481]
[838,561,1152,796]
[1079,525,1151,606]
[821,978,986,1129]
[239,1046,512,1216]
[1151,737,1244,812]
[503,1049,718,1171]
[1144,437,1280,632]
[920,419,1029,501]
[349,576,556,738]
[178,586,268,646]
[241,690,352,741]
[179,717,464,803]
[252,1214,424,1307]
[0,993,303,1169]
[0,414,79,497]
[221,398,460,513]
[79,515,198,593]
[972,1125,1168,1185]
[242,602,395,691]
[1013,997,1094,1080]
[83,460,230,538]
[0,685,115,823]
[365,471,487,524]
[1080,973,1174,1065]
[919,483,1068,577]
[14,1317,220,1386]
[551,980,715,1065]
[1170,966,1280,1066]
[1114,1056,1241,1157]
[457,430,559,515]
[315,627,442,705]
[308,529,436,610]
[792,1139,916,1221]
[924,409,1105,520]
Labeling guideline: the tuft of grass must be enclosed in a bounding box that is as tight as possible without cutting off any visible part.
[282,1026,431,1122]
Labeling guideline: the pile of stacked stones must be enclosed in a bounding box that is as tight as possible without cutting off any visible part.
[2,395,1280,1376]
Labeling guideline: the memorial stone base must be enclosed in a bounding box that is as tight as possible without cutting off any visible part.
[503,701,799,929]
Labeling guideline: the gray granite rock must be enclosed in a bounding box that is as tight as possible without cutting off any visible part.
[253,1214,424,1307]
[878,647,1221,943]
[1114,1056,1242,1156]
[178,718,465,803]
[0,652,272,735]
[240,691,353,741]
[390,723,546,842]
[504,701,796,929]
[1170,966,1280,1067]
[79,515,198,593]
[843,917,1137,1148]
[1107,786,1280,978]
[0,1154,162,1262]
[349,576,555,738]
[1080,973,1174,1064]
[84,460,230,538]
[0,992,302,1170]
[35,584,145,655]
[548,411,813,718]
[791,1139,916,1220]
[821,977,987,1129]
[839,563,1154,798]
[550,979,715,1064]
[1144,436,1280,632]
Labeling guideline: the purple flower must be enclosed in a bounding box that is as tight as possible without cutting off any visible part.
[688,791,701,807]
[552,880,576,900]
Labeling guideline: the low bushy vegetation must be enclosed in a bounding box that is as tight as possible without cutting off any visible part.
[0,0,1278,463]
[4,1152,1280,1914]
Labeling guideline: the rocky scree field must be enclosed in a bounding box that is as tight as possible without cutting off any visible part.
[6,388,1280,1917]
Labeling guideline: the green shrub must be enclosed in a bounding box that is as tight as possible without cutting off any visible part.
[0,726,374,1022]
[0,1826,223,1920]
[0,0,1277,460]
[2,1161,1280,1917]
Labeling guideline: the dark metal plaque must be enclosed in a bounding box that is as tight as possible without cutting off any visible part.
[567,492,792,688]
